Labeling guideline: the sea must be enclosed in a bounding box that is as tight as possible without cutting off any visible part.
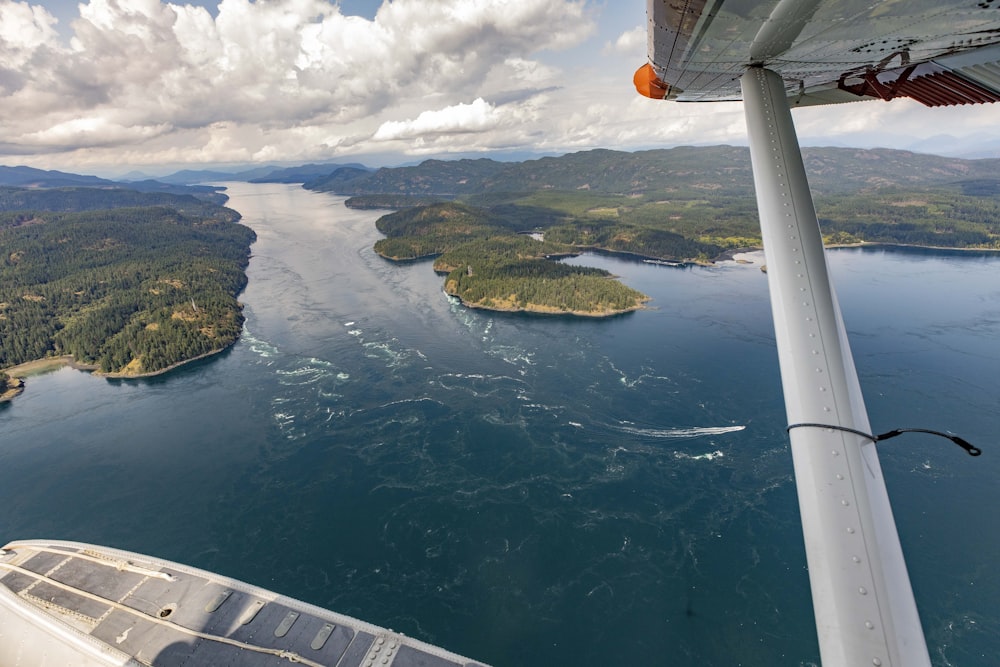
[1,182,997,667]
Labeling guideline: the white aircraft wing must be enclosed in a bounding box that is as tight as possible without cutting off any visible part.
[637,2,999,666]
[638,0,1000,106]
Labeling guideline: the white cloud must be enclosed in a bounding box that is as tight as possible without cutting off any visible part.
[373,98,502,141]
[0,0,59,66]
[502,57,559,85]
[1,0,596,166]
[604,25,645,56]
[4,0,1000,170]
[21,116,171,148]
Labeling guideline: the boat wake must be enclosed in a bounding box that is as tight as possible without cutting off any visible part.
[614,424,746,439]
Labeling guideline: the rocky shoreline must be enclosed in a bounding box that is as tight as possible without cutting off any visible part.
[0,344,234,401]
[444,289,648,318]
[0,376,25,402]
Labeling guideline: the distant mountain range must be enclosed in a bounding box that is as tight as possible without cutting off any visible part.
[0,165,117,189]
[0,165,230,204]
[249,163,371,183]
[0,162,373,195]
[7,147,1000,205]
[0,185,234,218]
[142,162,371,185]
[303,146,1000,198]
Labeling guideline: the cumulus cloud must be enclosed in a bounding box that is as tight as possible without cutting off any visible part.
[0,0,595,165]
[373,98,501,141]
[21,116,172,149]
[0,0,59,66]
[3,0,1000,170]
[605,25,645,56]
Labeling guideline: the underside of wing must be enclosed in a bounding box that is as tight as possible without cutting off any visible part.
[635,3,999,665]
[641,0,1000,106]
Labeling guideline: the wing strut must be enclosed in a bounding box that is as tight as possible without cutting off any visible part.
[740,67,931,667]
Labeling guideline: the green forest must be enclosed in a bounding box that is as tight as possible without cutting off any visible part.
[0,197,254,375]
[7,146,1000,363]
[441,237,648,315]
[363,150,1000,316]
[310,146,1000,255]
[373,201,514,260]
[373,205,648,315]
[0,186,228,216]
[345,194,450,209]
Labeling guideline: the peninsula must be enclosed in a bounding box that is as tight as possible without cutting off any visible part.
[0,187,255,386]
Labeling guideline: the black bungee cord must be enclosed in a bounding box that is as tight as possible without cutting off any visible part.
[786,423,982,457]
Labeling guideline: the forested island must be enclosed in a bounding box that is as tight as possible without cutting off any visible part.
[0,188,255,381]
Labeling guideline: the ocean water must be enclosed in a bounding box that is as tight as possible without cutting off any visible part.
[1,183,997,666]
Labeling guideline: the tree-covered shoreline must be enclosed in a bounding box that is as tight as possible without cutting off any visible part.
[7,145,1000,377]
[373,203,650,316]
[358,148,1000,317]
[311,147,1000,256]
[0,191,255,379]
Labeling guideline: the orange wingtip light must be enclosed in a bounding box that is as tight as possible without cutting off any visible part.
[634,63,670,99]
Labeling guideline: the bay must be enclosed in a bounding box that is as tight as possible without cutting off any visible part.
[1,182,997,666]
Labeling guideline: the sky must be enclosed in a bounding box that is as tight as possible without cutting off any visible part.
[3,0,1000,176]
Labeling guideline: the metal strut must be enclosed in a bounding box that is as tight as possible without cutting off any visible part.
[740,67,931,667]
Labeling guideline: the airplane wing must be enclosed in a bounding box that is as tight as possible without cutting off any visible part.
[639,0,1000,106]
[638,2,1000,666]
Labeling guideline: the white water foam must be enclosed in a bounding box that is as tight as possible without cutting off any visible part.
[362,339,412,368]
[241,328,280,359]
[276,365,330,385]
[673,450,726,461]
[608,361,673,389]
